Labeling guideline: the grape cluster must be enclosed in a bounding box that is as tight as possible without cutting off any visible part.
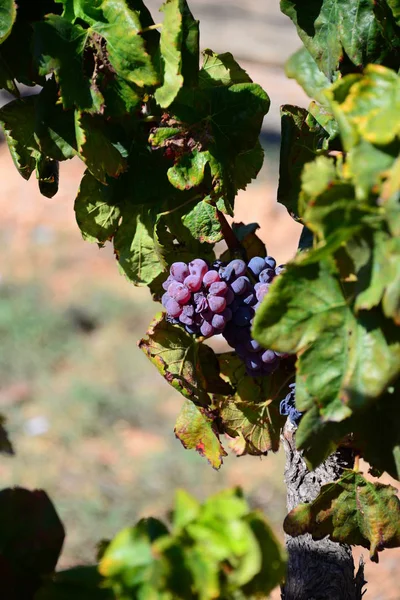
[279,384,303,425]
[161,256,285,376]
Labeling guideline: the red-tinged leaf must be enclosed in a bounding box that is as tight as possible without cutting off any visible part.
[284,470,400,562]
[174,400,227,469]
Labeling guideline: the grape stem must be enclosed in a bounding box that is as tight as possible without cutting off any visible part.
[216,210,245,255]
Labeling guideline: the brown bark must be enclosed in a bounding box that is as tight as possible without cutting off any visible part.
[280,422,366,600]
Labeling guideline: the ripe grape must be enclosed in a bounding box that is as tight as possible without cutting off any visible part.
[161,255,286,377]
[170,262,189,282]
[279,384,302,425]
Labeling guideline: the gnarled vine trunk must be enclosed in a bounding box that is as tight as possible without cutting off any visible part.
[281,423,366,600]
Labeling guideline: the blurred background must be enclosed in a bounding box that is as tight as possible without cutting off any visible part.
[0,1,398,598]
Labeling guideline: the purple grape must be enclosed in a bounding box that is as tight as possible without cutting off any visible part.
[201,308,214,322]
[264,256,276,269]
[184,274,202,292]
[179,305,195,325]
[168,281,191,304]
[209,281,228,297]
[161,292,171,308]
[259,268,275,284]
[225,287,235,305]
[203,270,220,287]
[200,321,214,337]
[275,265,285,275]
[248,256,265,277]
[256,283,270,302]
[185,324,200,335]
[242,292,257,306]
[221,307,232,322]
[231,276,250,295]
[229,259,247,277]
[261,349,277,364]
[245,339,262,353]
[193,292,208,313]
[165,298,183,318]
[208,295,227,313]
[162,275,175,291]
[189,259,208,277]
[170,262,189,283]
[245,355,262,371]
[211,314,226,330]
[232,306,254,327]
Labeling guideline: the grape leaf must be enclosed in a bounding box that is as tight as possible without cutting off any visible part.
[355,230,400,323]
[34,15,104,113]
[90,1,159,88]
[215,353,289,455]
[387,0,400,24]
[233,141,265,192]
[181,199,223,243]
[74,112,127,183]
[74,171,122,244]
[278,106,330,220]
[36,156,59,198]
[35,566,112,600]
[174,400,227,469]
[138,313,232,405]
[0,96,38,180]
[0,0,16,43]
[252,260,400,421]
[280,0,391,79]
[284,470,400,562]
[34,78,77,162]
[167,149,210,190]
[285,47,333,106]
[326,65,400,147]
[114,207,164,286]
[155,0,198,107]
[0,488,65,596]
[199,50,252,88]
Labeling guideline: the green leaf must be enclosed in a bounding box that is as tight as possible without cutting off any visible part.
[0,0,16,43]
[75,112,127,183]
[199,50,252,88]
[90,1,159,88]
[253,260,400,421]
[99,518,169,589]
[233,141,265,192]
[155,0,199,107]
[36,156,59,199]
[74,171,121,244]
[167,149,210,190]
[285,47,333,106]
[242,513,286,597]
[355,231,400,323]
[387,0,400,25]
[172,490,200,531]
[34,15,104,113]
[174,400,227,469]
[280,0,391,79]
[114,207,164,286]
[326,65,400,147]
[138,313,232,405]
[0,487,64,594]
[36,566,112,600]
[181,199,223,243]
[284,470,400,562]
[0,96,38,180]
[34,78,77,162]
[278,105,329,219]
[215,353,288,455]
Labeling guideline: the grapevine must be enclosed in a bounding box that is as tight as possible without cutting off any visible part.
[0,0,400,598]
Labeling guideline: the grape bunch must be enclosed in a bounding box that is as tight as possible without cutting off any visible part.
[279,384,303,425]
[161,256,286,376]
